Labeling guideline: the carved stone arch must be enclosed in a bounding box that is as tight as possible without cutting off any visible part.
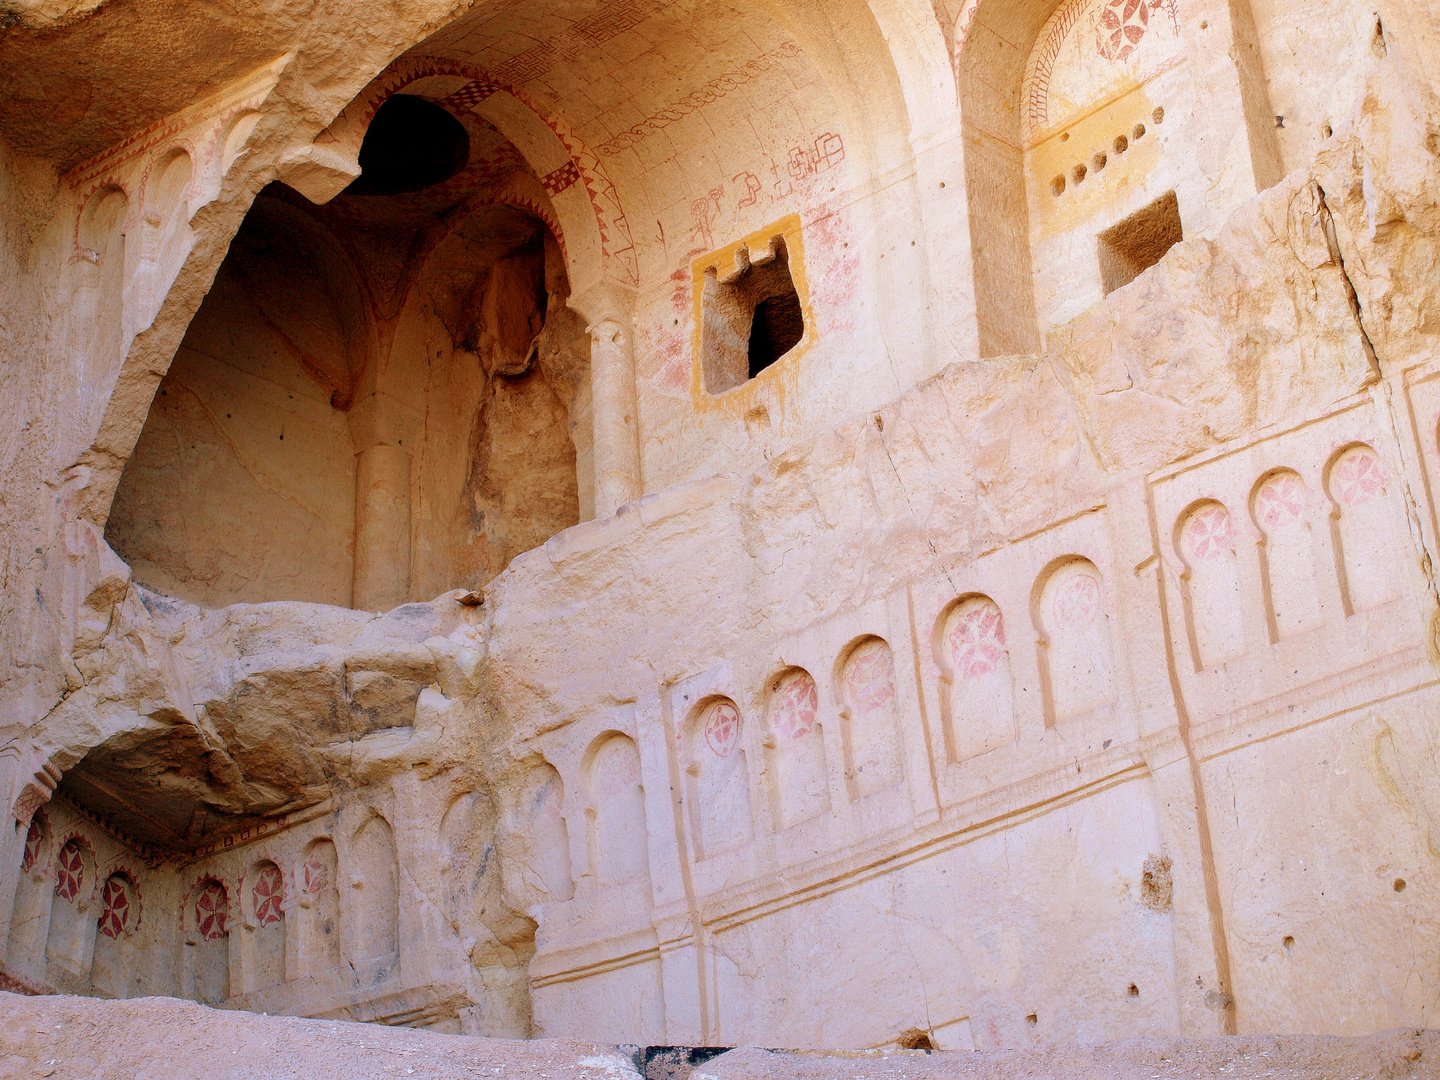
[138,144,196,223]
[683,695,754,859]
[832,635,904,799]
[1029,554,1117,725]
[51,832,99,906]
[96,866,142,937]
[74,182,130,264]
[91,868,142,998]
[955,0,1065,358]
[580,730,650,886]
[763,665,829,828]
[181,873,232,1005]
[1323,441,1401,614]
[316,55,635,298]
[931,593,1018,761]
[181,873,233,939]
[241,856,286,991]
[195,187,378,408]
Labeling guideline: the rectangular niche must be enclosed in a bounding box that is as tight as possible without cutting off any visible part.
[694,215,812,396]
[1097,190,1182,295]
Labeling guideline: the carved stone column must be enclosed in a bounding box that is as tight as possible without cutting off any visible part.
[572,281,642,518]
[352,444,411,612]
[587,316,643,517]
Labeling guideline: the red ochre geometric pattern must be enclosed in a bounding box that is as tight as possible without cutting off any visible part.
[54,840,84,901]
[441,80,501,111]
[541,160,581,196]
[98,877,131,939]
[20,812,45,873]
[195,880,228,940]
[252,865,284,927]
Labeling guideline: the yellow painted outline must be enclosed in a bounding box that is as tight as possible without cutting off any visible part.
[690,213,814,419]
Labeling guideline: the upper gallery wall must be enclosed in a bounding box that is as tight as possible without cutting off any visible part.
[338,0,953,515]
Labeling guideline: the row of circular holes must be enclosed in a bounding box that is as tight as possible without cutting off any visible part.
[1051,106,1166,197]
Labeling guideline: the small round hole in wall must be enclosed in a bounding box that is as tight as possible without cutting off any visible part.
[1282,935,1295,950]
[1127,983,1139,997]
[1092,151,1107,171]
[1114,134,1129,154]
[1133,123,1147,141]
[1394,878,1407,892]
[1152,106,1165,125]
[1051,174,1066,196]
[1321,123,1334,139]
[1072,163,1087,184]
[1025,1013,1038,1026]
[1060,132,1070,142]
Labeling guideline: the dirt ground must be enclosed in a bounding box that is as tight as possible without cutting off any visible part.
[0,992,1437,1079]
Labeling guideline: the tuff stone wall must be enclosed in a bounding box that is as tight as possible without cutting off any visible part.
[3,0,1440,1060]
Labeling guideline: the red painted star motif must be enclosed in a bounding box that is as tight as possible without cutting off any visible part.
[1332,448,1385,507]
[98,877,131,939]
[1183,504,1234,561]
[54,841,84,901]
[948,600,1007,679]
[1256,473,1306,530]
[1054,571,1102,630]
[252,865,283,927]
[844,642,896,716]
[195,881,228,941]
[771,674,819,742]
[303,853,327,895]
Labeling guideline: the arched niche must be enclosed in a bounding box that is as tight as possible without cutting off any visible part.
[1324,443,1401,615]
[6,808,53,989]
[347,813,400,977]
[71,186,130,394]
[834,636,904,800]
[581,732,650,886]
[297,838,342,979]
[183,876,232,1006]
[764,667,830,828]
[45,835,99,985]
[683,696,754,859]
[932,594,1018,761]
[383,198,588,594]
[519,762,575,903]
[243,858,286,991]
[91,871,141,999]
[105,192,372,609]
[1030,556,1117,725]
[1249,468,1323,641]
[1174,498,1245,671]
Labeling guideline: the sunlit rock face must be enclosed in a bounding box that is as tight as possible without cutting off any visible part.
[3,0,1440,1055]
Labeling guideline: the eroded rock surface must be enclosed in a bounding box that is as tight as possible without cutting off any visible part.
[4,0,1440,1060]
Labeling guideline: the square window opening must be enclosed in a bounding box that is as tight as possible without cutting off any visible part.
[1097,190,1182,295]
[701,236,805,395]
